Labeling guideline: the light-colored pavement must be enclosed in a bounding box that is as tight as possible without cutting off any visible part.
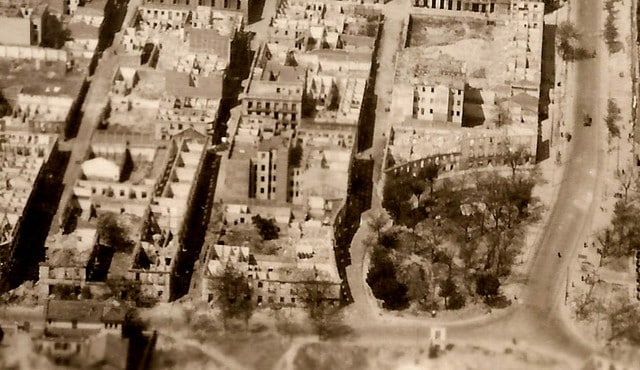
[50,0,142,233]
[344,0,411,323]
[344,0,607,362]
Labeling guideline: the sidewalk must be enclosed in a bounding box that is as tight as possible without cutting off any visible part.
[564,0,637,347]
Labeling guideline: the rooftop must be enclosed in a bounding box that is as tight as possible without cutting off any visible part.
[395,52,466,89]
[45,228,97,266]
[187,28,230,57]
[0,59,85,98]
[45,299,127,323]
[164,71,223,99]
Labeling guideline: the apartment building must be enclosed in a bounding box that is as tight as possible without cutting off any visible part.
[0,1,48,46]
[253,135,291,202]
[385,118,537,176]
[393,53,465,125]
[412,0,511,14]
[43,129,209,302]
[508,0,544,98]
[242,55,305,130]
[2,59,87,134]
[0,128,57,265]
[138,0,249,30]
[202,221,341,306]
[156,71,223,140]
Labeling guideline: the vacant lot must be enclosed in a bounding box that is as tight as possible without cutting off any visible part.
[407,15,493,48]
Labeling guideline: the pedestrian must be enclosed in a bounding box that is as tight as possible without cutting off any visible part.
[558,252,562,258]
[584,242,587,248]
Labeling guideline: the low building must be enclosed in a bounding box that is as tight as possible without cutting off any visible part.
[34,299,129,368]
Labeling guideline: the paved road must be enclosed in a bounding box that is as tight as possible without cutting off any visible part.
[449,0,605,355]
[345,0,606,362]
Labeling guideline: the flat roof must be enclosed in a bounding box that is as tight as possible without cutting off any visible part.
[0,59,85,98]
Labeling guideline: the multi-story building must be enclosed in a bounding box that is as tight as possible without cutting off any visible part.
[0,128,57,276]
[0,1,48,46]
[385,118,537,176]
[201,221,341,306]
[507,0,544,98]
[253,134,291,202]
[38,228,98,298]
[412,0,511,14]
[156,71,222,140]
[34,299,129,368]
[138,0,249,30]
[393,53,465,125]
[2,59,87,135]
[241,50,306,130]
[42,130,209,302]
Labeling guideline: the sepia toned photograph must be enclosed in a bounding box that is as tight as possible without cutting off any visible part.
[0,0,638,368]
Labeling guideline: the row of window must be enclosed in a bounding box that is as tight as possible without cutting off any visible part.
[419,86,463,95]
[146,0,240,8]
[91,187,149,199]
[415,108,461,117]
[247,101,298,110]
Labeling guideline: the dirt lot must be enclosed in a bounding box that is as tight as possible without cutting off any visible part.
[407,15,494,48]
[293,342,571,370]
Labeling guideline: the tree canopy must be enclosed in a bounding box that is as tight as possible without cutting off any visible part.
[212,263,254,330]
[366,246,409,310]
[252,215,280,240]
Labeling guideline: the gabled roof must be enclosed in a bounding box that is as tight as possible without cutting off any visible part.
[45,300,127,324]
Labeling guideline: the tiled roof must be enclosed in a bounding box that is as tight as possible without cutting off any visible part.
[45,300,127,324]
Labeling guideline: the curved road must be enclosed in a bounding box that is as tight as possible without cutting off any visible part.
[347,0,607,362]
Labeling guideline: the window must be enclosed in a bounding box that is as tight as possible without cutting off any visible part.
[248,101,253,108]
[291,297,296,303]
[120,190,125,196]
[260,188,265,194]
[141,191,147,198]
[456,111,460,116]
[257,296,263,303]
[266,102,270,109]
[431,87,434,93]
[261,165,266,171]
[458,90,462,95]
[280,297,285,303]
[272,187,276,192]
[292,104,297,110]
[273,164,276,170]
[429,109,433,114]
[260,176,265,182]
[272,176,276,181]
[276,88,281,93]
